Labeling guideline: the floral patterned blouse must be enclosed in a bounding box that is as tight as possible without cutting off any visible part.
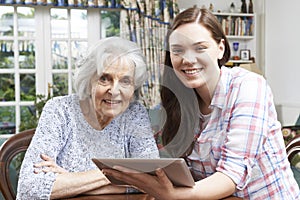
[16,94,159,199]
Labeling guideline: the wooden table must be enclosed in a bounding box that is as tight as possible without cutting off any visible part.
[63,194,242,200]
[62,194,152,200]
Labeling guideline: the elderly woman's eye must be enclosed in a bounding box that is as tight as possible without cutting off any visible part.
[98,74,111,85]
[120,77,133,87]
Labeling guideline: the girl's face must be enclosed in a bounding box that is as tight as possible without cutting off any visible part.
[169,23,225,92]
[90,59,135,122]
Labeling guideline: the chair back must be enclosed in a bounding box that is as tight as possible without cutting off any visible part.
[286,134,300,162]
[0,128,35,200]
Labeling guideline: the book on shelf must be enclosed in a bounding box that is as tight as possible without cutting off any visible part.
[218,15,253,36]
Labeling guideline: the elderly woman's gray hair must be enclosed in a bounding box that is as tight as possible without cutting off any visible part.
[73,37,148,100]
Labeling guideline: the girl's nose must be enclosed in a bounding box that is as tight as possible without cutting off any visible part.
[182,51,197,65]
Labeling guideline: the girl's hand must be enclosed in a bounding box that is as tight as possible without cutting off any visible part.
[34,154,68,174]
[103,166,175,200]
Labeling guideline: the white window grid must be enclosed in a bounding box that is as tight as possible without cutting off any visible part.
[0,5,106,133]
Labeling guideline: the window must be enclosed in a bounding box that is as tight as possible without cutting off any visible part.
[0,5,121,133]
[0,6,36,134]
[50,8,88,96]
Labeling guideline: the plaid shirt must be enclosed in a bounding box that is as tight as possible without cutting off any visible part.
[187,67,300,199]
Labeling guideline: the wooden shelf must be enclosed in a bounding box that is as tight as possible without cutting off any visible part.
[228,59,253,64]
[226,59,253,67]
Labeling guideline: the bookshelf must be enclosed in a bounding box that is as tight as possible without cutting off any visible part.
[213,12,256,66]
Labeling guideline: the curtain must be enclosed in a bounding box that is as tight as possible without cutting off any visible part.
[121,0,179,108]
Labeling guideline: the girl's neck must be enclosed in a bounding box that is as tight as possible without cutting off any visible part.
[196,94,212,115]
[194,69,221,114]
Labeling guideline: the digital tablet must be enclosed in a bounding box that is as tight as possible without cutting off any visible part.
[92,158,195,187]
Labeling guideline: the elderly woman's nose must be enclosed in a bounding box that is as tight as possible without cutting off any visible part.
[108,82,121,95]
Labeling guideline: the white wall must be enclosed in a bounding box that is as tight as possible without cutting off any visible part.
[265,0,300,126]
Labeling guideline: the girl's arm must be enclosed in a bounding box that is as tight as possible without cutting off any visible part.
[102,166,236,200]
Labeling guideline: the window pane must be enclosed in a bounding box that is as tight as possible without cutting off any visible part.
[20,105,36,131]
[0,6,14,37]
[71,41,87,69]
[52,41,68,69]
[51,8,68,38]
[100,10,120,37]
[19,40,35,69]
[17,7,35,37]
[20,74,36,101]
[0,74,15,101]
[71,9,87,38]
[0,40,14,69]
[53,73,68,96]
[0,106,15,134]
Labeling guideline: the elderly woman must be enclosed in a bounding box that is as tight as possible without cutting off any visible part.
[16,37,159,199]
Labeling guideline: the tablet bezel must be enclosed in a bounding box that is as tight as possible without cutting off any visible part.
[92,158,195,187]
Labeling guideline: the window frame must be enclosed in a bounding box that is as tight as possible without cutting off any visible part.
[0,5,108,133]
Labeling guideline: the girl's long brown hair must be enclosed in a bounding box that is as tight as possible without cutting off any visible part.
[160,7,230,158]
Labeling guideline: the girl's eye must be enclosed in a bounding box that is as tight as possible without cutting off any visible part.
[171,48,184,55]
[195,45,206,52]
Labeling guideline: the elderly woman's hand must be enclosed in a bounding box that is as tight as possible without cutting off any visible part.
[34,154,68,174]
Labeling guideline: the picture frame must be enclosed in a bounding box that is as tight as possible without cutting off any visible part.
[240,49,251,60]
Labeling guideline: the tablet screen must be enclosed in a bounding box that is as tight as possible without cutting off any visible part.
[92,158,195,187]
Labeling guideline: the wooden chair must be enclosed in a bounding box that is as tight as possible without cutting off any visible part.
[286,134,300,163]
[285,126,300,162]
[0,128,35,200]
[286,133,300,186]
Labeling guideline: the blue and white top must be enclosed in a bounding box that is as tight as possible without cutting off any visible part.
[17,94,159,199]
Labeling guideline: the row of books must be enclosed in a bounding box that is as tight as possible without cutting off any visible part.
[218,16,254,37]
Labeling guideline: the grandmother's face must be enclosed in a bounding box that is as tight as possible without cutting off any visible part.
[90,59,135,121]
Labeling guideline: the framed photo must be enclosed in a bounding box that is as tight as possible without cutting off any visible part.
[240,49,251,60]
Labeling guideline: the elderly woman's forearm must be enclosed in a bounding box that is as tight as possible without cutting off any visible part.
[83,184,126,195]
[50,169,110,199]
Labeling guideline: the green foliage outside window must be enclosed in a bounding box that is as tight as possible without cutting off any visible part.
[0,54,14,69]
[53,74,68,97]
[101,10,120,37]
[19,94,52,131]
[0,74,15,101]
[0,107,15,134]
